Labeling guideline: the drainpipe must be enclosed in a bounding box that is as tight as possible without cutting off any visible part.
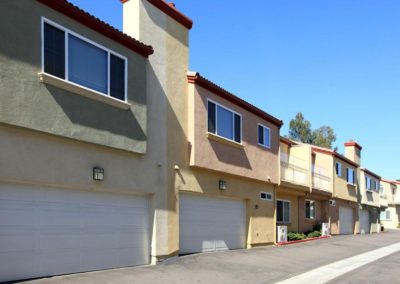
[273,184,277,245]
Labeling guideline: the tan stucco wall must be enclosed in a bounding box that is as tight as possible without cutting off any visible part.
[123,0,279,257]
[381,206,400,229]
[333,158,358,202]
[344,145,361,165]
[189,84,280,184]
[329,199,359,235]
[276,190,300,233]
[299,194,329,233]
[359,170,380,208]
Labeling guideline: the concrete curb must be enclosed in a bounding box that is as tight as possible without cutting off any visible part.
[276,235,331,246]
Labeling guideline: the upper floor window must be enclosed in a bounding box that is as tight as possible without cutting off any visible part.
[366,176,372,191]
[305,200,315,219]
[277,200,290,223]
[375,181,380,192]
[207,100,241,143]
[258,124,271,148]
[335,162,342,177]
[346,168,355,185]
[42,19,127,101]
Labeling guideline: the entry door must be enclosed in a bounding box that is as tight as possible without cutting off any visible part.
[339,206,354,235]
[360,210,370,234]
[0,183,150,282]
[179,194,246,254]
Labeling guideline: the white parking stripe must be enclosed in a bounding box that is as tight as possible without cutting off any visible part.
[275,242,400,284]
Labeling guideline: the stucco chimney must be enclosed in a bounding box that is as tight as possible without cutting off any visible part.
[344,140,362,165]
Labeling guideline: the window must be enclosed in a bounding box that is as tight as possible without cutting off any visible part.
[347,168,355,185]
[258,124,271,148]
[305,200,315,219]
[375,181,380,193]
[380,209,391,220]
[42,19,127,101]
[366,176,372,191]
[260,192,273,201]
[207,100,241,143]
[335,162,342,177]
[277,200,290,223]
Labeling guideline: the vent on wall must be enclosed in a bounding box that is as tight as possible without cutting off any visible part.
[329,199,336,206]
[260,192,273,201]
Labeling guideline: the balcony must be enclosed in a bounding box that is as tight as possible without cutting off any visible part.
[280,161,309,186]
[312,172,331,192]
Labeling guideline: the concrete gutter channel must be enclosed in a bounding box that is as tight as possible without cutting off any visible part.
[12,231,400,284]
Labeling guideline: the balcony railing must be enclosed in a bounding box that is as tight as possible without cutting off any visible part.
[280,161,309,186]
[312,172,331,191]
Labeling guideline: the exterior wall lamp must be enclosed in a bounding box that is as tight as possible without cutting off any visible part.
[93,167,104,181]
[219,180,227,190]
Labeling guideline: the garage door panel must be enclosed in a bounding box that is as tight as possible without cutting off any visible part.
[339,207,354,235]
[0,183,150,282]
[180,194,246,254]
[360,210,370,234]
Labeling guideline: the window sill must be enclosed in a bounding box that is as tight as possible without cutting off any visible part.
[277,222,291,225]
[347,183,356,188]
[257,143,271,151]
[38,73,131,110]
[207,133,244,149]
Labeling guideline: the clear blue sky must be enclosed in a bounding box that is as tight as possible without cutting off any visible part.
[70,0,400,180]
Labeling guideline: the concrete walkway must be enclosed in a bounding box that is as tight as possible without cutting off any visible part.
[12,230,400,284]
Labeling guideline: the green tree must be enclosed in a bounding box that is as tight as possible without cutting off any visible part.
[312,126,337,149]
[288,113,312,144]
[288,112,337,149]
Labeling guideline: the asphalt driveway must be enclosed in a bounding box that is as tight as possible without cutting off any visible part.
[11,230,400,284]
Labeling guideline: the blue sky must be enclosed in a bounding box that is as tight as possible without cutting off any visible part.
[70,0,400,180]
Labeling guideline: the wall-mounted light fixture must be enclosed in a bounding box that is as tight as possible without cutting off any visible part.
[219,180,227,190]
[93,167,104,181]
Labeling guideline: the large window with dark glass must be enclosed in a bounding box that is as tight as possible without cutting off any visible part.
[42,19,127,102]
[207,100,241,143]
[277,200,290,223]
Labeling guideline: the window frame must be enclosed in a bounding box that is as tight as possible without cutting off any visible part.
[346,167,355,185]
[305,199,316,219]
[257,123,271,149]
[260,192,273,201]
[206,98,242,144]
[276,199,291,223]
[41,17,128,102]
[335,162,342,177]
[366,176,372,192]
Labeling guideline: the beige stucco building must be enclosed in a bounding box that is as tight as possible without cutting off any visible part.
[380,179,400,229]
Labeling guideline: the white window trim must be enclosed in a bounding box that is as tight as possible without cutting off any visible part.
[277,199,291,223]
[366,176,373,192]
[336,162,342,177]
[260,192,273,201]
[41,17,128,102]
[347,167,355,185]
[207,98,242,144]
[257,123,271,149]
[305,199,315,219]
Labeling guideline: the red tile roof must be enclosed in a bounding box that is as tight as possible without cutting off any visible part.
[344,141,363,150]
[187,72,284,128]
[37,0,154,58]
[121,0,193,29]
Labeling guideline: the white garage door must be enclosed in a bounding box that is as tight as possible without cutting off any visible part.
[179,194,246,254]
[339,206,354,235]
[0,183,150,282]
[360,210,370,234]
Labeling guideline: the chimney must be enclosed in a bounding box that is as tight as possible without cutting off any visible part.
[344,140,362,165]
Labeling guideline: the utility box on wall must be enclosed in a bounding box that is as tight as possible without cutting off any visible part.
[277,226,288,243]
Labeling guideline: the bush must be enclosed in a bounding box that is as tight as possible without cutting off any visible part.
[307,231,322,238]
[287,232,306,241]
[397,223,400,229]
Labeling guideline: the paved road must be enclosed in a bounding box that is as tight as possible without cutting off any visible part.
[11,230,400,284]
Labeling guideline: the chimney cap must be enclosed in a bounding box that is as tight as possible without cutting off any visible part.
[344,141,362,150]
